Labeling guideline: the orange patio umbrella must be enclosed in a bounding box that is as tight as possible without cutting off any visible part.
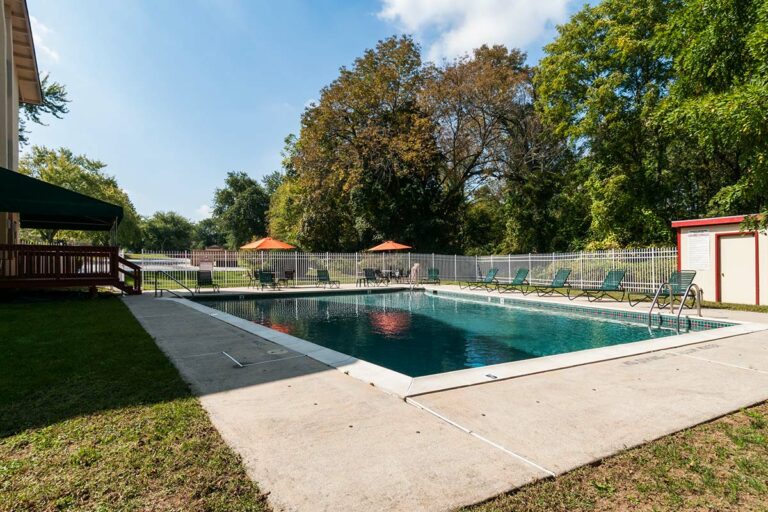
[240,237,296,250]
[366,240,412,278]
[367,240,412,252]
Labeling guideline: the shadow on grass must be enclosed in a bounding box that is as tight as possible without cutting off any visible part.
[0,292,191,437]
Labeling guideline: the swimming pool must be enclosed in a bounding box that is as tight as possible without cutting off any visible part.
[196,290,731,378]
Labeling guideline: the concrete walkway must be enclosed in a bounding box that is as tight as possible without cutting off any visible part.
[123,293,768,511]
[124,296,546,511]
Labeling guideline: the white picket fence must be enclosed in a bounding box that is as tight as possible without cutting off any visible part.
[128,247,677,293]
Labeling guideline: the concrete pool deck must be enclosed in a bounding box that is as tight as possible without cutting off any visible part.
[124,288,768,511]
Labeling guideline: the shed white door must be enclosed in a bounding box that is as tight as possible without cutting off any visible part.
[719,234,757,304]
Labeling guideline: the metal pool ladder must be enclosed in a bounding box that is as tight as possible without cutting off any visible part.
[647,282,702,333]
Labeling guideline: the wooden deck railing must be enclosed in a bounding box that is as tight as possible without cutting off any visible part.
[0,244,141,294]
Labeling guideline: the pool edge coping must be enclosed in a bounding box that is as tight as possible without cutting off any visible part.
[166,292,768,398]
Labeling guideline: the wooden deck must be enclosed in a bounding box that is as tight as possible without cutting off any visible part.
[0,244,141,294]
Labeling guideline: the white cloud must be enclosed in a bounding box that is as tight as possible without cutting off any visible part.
[378,0,571,62]
[194,204,213,220]
[30,16,60,63]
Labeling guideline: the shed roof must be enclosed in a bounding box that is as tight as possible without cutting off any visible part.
[671,215,750,228]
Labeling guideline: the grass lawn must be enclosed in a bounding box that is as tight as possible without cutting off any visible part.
[466,402,768,511]
[0,293,267,511]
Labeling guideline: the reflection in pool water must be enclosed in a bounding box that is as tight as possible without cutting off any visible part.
[198,291,676,377]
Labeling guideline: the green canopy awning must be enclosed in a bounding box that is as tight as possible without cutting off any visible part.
[0,166,123,231]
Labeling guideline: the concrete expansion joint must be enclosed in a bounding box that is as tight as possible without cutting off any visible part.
[221,351,307,369]
[406,397,557,478]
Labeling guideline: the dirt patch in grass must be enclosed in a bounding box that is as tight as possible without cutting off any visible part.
[0,294,267,511]
[465,402,768,512]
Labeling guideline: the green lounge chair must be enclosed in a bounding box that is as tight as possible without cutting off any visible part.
[629,270,697,309]
[363,268,387,287]
[316,269,340,288]
[497,268,530,294]
[533,268,572,297]
[568,269,627,301]
[278,269,296,287]
[421,267,440,284]
[195,270,220,293]
[460,268,499,290]
[258,270,280,290]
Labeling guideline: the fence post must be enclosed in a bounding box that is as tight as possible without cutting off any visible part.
[454,254,457,281]
[651,247,656,292]
[326,252,329,270]
[579,251,584,289]
[475,255,478,278]
[432,252,435,269]
[508,254,511,283]
[552,252,555,285]
[528,253,532,281]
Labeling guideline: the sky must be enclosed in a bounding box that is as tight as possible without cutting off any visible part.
[25,0,586,220]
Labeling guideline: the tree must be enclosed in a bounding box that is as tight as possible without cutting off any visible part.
[267,178,304,246]
[460,185,505,255]
[19,74,70,146]
[191,217,226,249]
[656,0,768,218]
[261,170,284,197]
[421,45,532,215]
[535,0,768,248]
[536,0,678,248]
[285,36,453,251]
[141,212,193,251]
[19,146,141,248]
[213,171,270,248]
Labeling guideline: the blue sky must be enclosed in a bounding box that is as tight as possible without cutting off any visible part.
[25,0,585,220]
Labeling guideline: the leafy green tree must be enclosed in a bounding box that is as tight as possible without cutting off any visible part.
[536,0,768,248]
[141,212,193,251]
[19,146,141,247]
[460,185,505,255]
[267,178,304,246]
[657,0,768,218]
[19,74,70,146]
[191,217,226,249]
[288,35,451,251]
[536,0,677,248]
[213,171,269,248]
[261,170,284,197]
[422,45,531,215]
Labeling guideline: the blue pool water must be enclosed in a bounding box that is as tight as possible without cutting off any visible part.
[197,291,681,377]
